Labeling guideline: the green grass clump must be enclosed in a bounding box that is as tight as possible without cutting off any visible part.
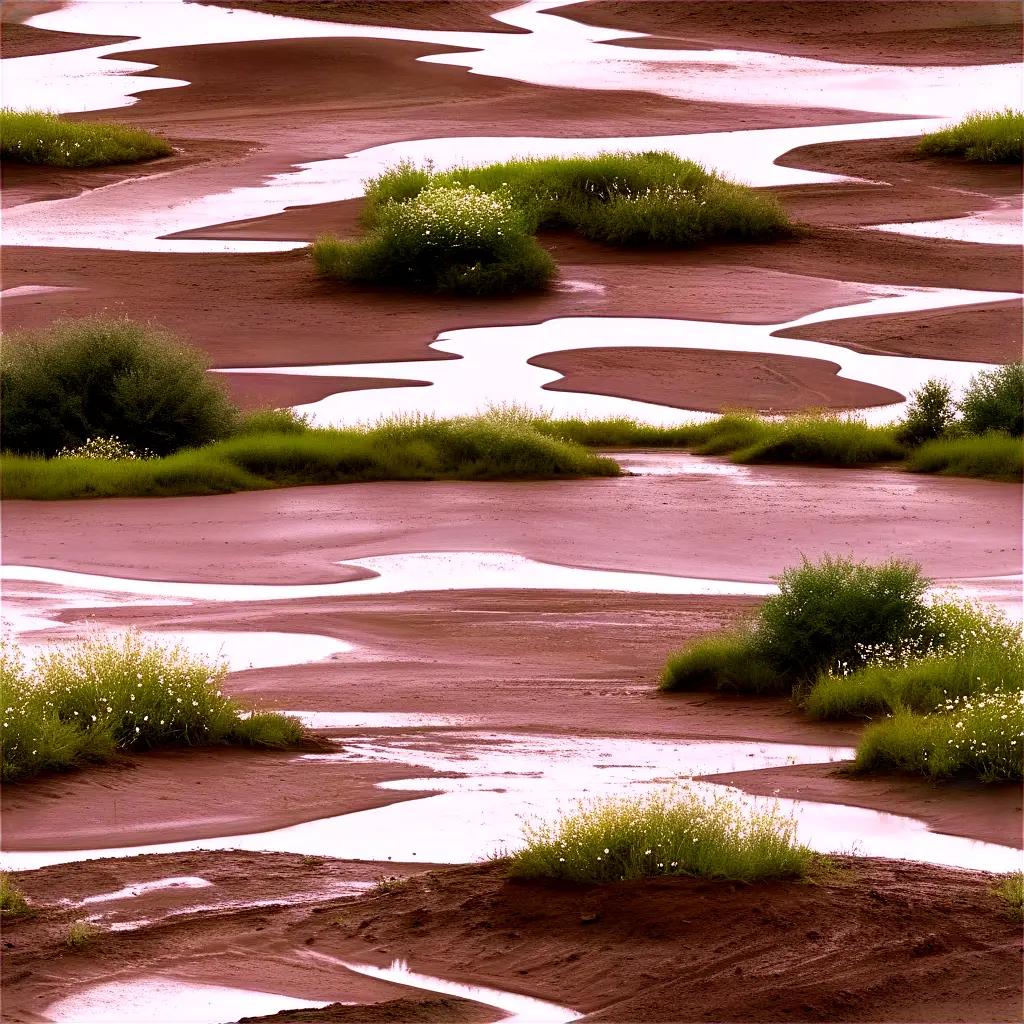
[313,183,554,296]
[1,109,172,168]
[365,152,793,247]
[905,434,1023,481]
[0,411,618,500]
[508,790,814,883]
[0,634,304,782]
[805,600,1022,719]
[65,921,99,949]
[853,689,1023,781]
[993,872,1024,920]
[0,874,29,918]
[917,108,1023,163]
[661,555,934,695]
[1,317,239,457]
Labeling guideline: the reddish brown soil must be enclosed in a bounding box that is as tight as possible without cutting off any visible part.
[559,1,1024,65]
[1,746,438,850]
[191,0,526,32]
[0,22,133,58]
[532,346,904,414]
[700,761,1023,848]
[7,857,1019,1023]
[221,372,429,410]
[4,468,1019,584]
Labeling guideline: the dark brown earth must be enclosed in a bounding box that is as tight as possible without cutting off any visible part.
[3,857,1020,1024]
[0,22,134,58]
[559,0,1024,65]
[191,0,527,33]
[532,346,904,414]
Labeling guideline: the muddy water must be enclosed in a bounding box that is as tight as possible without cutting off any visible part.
[223,287,1018,425]
[874,200,1023,245]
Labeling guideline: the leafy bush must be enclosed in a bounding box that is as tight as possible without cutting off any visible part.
[1,634,304,782]
[905,433,1023,481]
[1,317,239,457]
[660,632,787,694]
[0,874,28,918]
[1,108,172,167]
[918,108,1024,163]
[365,152,793,247]
[509,790,814,883]
[854,690,1024,781]
[896,379,956,446]
[56,436,156,461]
[959,363,1024,437]
[313,183,554,296]
[1,412,619,500]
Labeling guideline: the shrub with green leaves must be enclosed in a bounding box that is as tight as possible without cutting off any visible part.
[0,874,29,918]
[1,317,239,457]
[1,108,172,168]
[313,183,554,295]
[896,379,956,446]
[1,634,304,782]
[994,872,1024,920]
[959,362,1024,437]
[509,790,814,883]
[917,108,1023,163]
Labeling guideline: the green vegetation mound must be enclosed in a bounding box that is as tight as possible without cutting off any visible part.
[1,109,172,167]
[508,791,813,883]
[0,634,304,782]
[918,108,1023,163]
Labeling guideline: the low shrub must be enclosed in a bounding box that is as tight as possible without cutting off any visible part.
[1,109,172,167]
[994,872,1024,920]
[895,379,956,446]
[959,363,1024,437]
[726,414,903,467]
[1,317,239,457]
[0,874,29,918]
[65,921,99,949]
[0,634,304,782]
[365,152,793,247]
[905,434,1023,481]
[508,790,814,883]
[313,183,554,296]
[853,690,1023,781]
[917,108,1024,163]
[1,413,618,500]
[659,631,787,694]
[234,407,311,436]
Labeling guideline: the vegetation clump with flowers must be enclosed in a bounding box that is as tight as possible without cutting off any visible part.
[0,633,304,782]
[508,790,814,883]
[314,152,791,295]
[1,109,172,167]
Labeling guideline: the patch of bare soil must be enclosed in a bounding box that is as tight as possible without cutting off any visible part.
[4,858,1019,1023]
[531,346,903,414]
[190,0,526,33]
[558,1,1023,65]
[221,372,429,411]
[0,22,134,58]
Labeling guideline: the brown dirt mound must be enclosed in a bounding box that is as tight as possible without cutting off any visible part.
[558,1,1023,65]
[531,346,903,414]
[191,0,526,33]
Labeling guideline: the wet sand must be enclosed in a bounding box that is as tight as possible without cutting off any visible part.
[222,372,429,410]
[4,856,1019,1024]
[0,23,134,58]
[559,1,1023,65]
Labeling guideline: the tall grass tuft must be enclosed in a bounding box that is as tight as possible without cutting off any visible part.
[1,109,172,167]
[994,872,1024,920]
[313,183,554,296]
[917,108,1024,163]
[1,634,304,782]
[853,690,1023,781]
[1,317,239,457]
[905,434,1023,481]
[0,873,29,918]
[508,790,814,883]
